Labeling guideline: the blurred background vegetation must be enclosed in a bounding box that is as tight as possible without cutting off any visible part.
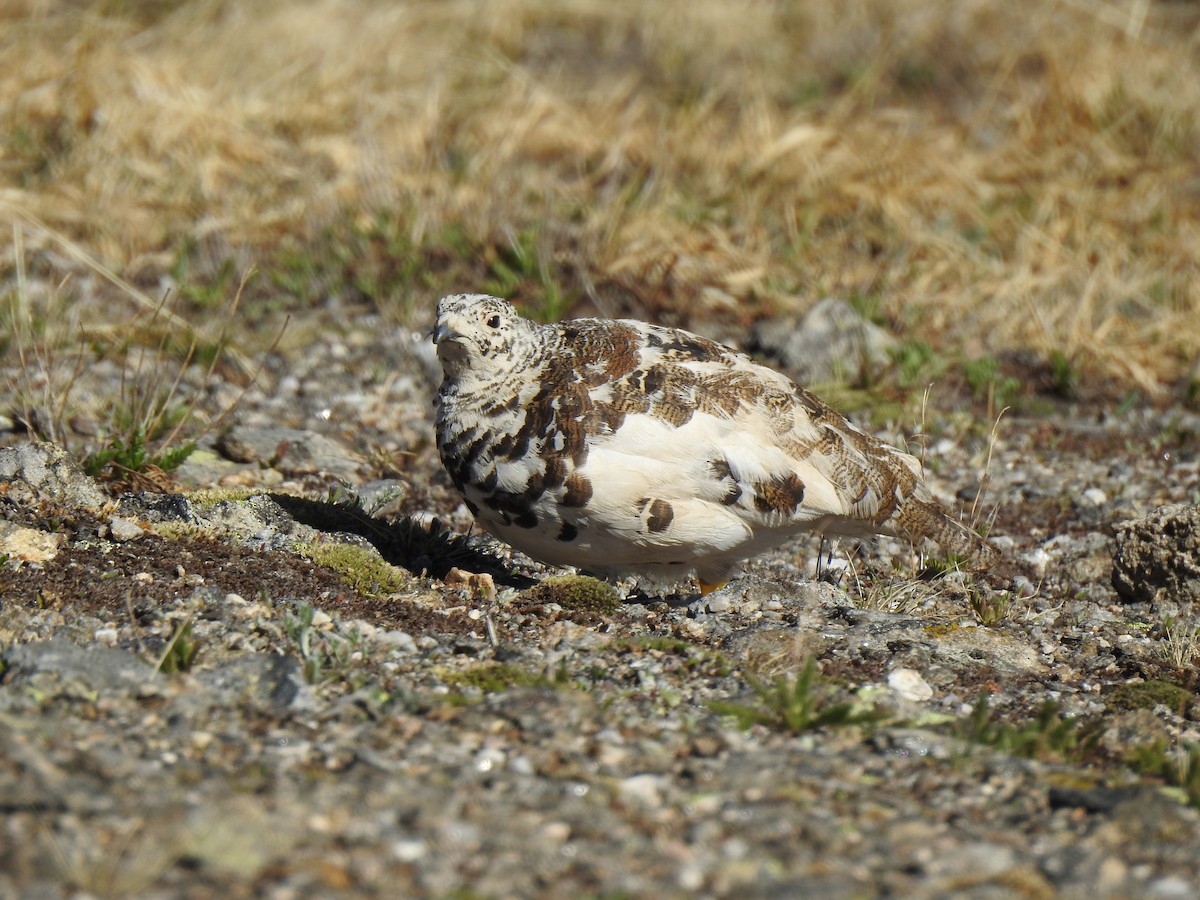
[2,0,1198,461]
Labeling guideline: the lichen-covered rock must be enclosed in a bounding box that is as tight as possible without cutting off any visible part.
[0,521,65,563]
[1112,503,1200,604]
[0,442,107,509]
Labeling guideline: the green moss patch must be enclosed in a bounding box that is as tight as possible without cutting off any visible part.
[522,575,621,616]
[300,542,409,597]
[1109,680,1192,713]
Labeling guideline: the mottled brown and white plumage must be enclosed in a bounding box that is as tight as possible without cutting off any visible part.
[433,293,997,593]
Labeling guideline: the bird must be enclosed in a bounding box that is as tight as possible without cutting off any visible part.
[432,293,997,595]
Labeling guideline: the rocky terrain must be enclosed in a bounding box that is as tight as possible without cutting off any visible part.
[1,304,1199,899]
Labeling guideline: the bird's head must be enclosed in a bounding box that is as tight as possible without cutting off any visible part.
[432,294,543,382]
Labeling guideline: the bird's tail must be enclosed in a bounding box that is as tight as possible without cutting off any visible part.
[894,494,999,570]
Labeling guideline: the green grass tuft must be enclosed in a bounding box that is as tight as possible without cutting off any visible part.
[84,427,196,478]
[951,696,1094,762]
[155,618,199,675]
[1127,739,1200,809]
[711,657,882,734]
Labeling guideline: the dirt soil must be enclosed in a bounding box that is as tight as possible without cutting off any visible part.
[2,316,1199,899]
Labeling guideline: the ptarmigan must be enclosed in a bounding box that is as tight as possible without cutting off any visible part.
[433,293,997,594]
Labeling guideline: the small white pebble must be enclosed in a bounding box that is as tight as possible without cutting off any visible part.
[509,755,535,776]
[475,748,505,772]
[539,822,571,844]
[1148,876,1195,899]
[722,837,750,859]
[376,631,417,652]
[617,773,667,808]
[392,838,427,863]
[1020,547,1052,576]
[887,668,933,703]
[1081,487,1108,507]
[94,627,118,647]
[677,862,706,892]
[107,517,144,542]
[705,596,731,613]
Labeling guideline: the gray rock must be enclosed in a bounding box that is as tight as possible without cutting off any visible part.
[0,442,106,509]
[215,426,362,479]
[117,491,195,523]
[925,840,1018,879]
[748,297,898,384]
[1112,503,1200,604]
[198,653,316,712]
[173,443,250,486]
[1,638,153,693]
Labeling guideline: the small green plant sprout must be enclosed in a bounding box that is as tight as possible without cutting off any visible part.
[481,227,572,322]
[284,601,326,684]
[889,340,946,388]
[155,616,199,674]
[8,228,278,490]
[1049,350,1079,399]
[170,238,239,310]
[952,696,1091,762]
[280,602,365,687]
[962,356,1021,418]
[969,590,1011,627]
[710,657,882,734]
[84,425,196,481]
[1127,739,1200,809]
[855,578,940,615]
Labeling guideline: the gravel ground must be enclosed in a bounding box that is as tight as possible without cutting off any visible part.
[2,305,1199,899]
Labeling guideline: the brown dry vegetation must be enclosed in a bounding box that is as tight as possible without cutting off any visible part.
[1,0,1199,389]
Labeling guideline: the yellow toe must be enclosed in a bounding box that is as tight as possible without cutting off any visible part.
[697,578,727,596]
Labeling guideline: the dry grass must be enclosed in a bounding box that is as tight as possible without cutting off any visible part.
[2,0,1198,387]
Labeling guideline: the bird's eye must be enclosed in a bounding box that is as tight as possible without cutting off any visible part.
[486,314,502,328]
